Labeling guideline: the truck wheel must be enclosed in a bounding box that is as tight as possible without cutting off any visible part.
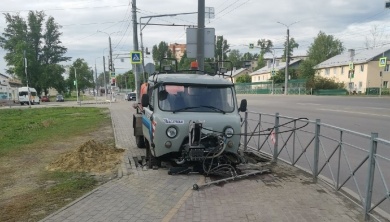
[136,136,145,148]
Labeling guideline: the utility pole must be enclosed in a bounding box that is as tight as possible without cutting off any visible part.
[197,0,205,72]
[277,21,300,95]
[95,63,98,103]
[348,49,355,95]
[103,56,107,99]
[24,50,31,108]
[285,28,289,95]
[74,68,80,106]
[132,0,140,102]
[109,37,114,101]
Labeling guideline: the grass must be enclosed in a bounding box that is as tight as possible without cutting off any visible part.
[0,107,109,156]
[0,172,97,222]
[0,107,113,221]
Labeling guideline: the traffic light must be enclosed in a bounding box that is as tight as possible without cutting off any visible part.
[111,78,116,86]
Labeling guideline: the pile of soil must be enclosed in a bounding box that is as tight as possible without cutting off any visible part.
[47,140,124,174]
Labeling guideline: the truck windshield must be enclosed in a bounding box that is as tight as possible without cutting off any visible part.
[158,85,235,113]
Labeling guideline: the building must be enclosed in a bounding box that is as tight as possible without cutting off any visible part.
[169,43,186,61]
[250,59,303,83]
[0,73,22,104]
[230,68,250,83]
[315,47,390,93]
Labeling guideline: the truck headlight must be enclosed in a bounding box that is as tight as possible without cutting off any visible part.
[166,126,178,138]
[224,127,234,138]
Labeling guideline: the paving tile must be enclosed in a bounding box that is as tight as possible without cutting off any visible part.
[40,100,367,222]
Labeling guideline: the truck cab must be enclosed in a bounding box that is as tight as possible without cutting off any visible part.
[133,61,247,169]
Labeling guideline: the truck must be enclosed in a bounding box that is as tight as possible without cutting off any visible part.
[133,60,247,175]
[18,87,40,105]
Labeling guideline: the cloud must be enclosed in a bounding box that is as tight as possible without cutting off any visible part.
[0,0,389,75]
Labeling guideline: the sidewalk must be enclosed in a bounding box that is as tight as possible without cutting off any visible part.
[42,100,365,222]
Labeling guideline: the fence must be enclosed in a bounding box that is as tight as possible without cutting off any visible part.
[235,80,308,95]
[241,111,390,221]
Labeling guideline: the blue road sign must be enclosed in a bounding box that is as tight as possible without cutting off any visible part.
[131,51,142,64]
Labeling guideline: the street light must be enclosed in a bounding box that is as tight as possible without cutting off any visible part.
[74,67,80,106]
[94,56,101,103]
[277,20,300,95]
[98,31,119,101]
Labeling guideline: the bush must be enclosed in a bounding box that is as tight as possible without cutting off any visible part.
[306,76,344,90]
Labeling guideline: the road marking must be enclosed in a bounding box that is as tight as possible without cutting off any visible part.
[297,103,321,106]
[317,108,390,118]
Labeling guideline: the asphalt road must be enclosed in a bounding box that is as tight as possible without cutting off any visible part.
[237,94,390,140]
[237,94,390,216]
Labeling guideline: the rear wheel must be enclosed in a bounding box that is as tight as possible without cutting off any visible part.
[136,136,145,148]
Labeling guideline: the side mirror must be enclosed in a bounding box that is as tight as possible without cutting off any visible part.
[238,99,247,112]
[141,94,150,107]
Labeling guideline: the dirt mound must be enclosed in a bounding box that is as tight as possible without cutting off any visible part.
[47,140,124,174]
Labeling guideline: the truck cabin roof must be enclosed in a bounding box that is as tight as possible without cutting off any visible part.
[149,73,234,86]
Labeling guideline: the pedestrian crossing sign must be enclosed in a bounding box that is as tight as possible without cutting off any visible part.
[379,57,387,67]
[130,51,142,64]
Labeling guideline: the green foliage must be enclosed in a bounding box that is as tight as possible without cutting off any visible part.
[215,36,230,61]
[236,74,251,83]
[298,59,316,79]
[67,58,94,95]
[307,31,344,64]
[282,37,299,62]
[0,11,70,95]
[226,49,241,70]
[298,31,344,80]
[255,39,273,69]
[270,68,299,83]
[306,76,345,90]
[0,107,110,155]
[152,41,173,65]
[178,51,195,70]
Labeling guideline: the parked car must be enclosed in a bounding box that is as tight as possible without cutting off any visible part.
[56,94,64,102]
[41,95,50,102]
[127,92,136,101]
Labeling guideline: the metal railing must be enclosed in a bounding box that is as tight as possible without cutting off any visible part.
[241,111,390,221]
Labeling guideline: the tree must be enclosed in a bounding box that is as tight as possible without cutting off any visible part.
[152,41,173,65]
[365,25,387,49]
[178,51,195,70]
[226,49,241,70]
[0,11,70,95]
[255,39,273,70]
[307,31,344,65]
[67,58,94,95]
[299,31,344,79]
[269,68,299,84]
[282,37,299,62]
[215,36,230,62]
[236,74,251,83]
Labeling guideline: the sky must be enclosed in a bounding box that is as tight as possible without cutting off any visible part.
[0,0,389,77]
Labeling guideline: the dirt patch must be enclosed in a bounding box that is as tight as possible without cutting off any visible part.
[0,115,120,221]
[47,140,124,174]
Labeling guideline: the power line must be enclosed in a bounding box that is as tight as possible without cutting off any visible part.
[0,4,128,13]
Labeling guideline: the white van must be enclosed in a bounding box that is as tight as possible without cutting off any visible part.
[18,87,40,105]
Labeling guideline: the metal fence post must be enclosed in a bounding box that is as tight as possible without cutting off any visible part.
[364,132,378,221]
[273,112,279,162]
[313,119,321,182]
[243,111,248,152]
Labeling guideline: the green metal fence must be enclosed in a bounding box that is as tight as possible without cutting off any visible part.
[235,79,307,95]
